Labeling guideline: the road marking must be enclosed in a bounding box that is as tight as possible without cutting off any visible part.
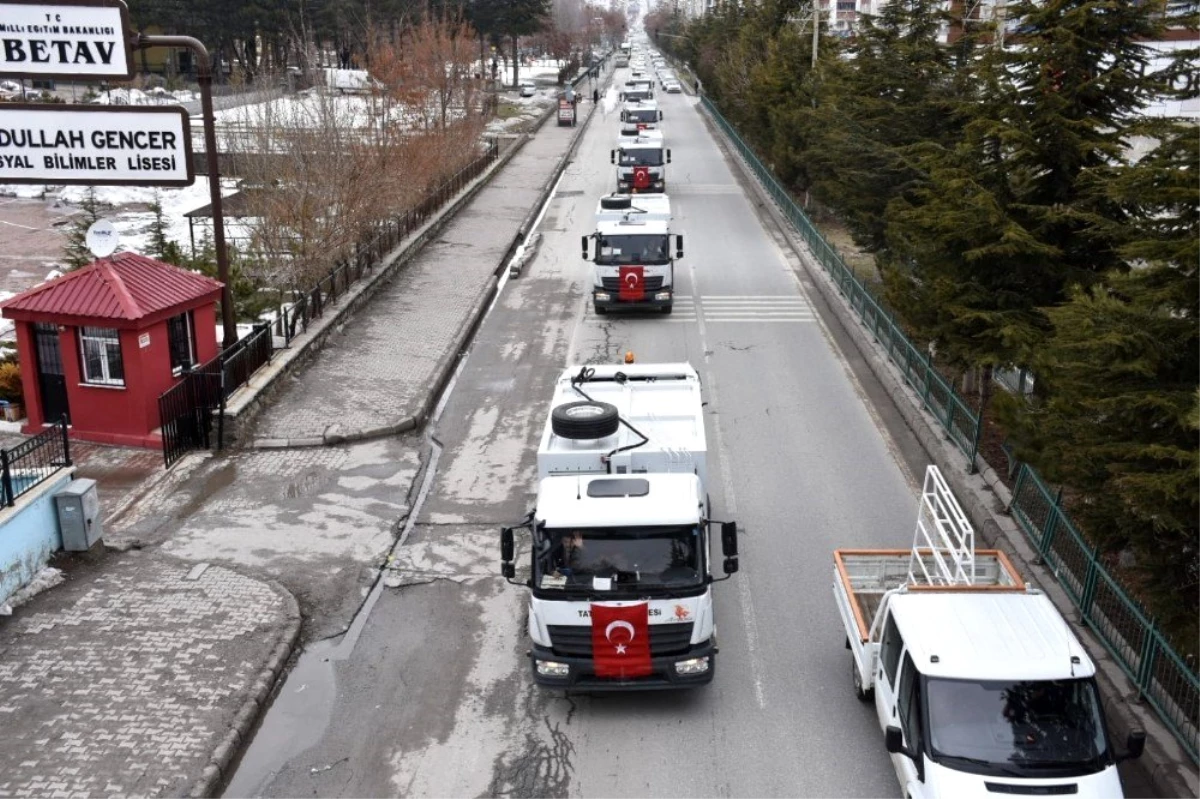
[689,261,767,711]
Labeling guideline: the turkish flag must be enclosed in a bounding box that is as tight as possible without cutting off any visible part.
[633,166,651,190]
[637,122,647,131]
[591,602,652,679]
[618,266,645,301]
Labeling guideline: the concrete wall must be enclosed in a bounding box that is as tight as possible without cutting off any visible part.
[0,469,75,606]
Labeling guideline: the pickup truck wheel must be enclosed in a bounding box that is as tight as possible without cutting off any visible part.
[551,400,621,439]
[851,652,873,702]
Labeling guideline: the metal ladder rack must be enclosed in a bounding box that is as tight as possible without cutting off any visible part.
[907,465,976,586]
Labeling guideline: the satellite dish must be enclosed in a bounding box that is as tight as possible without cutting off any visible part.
[85,219,119,259]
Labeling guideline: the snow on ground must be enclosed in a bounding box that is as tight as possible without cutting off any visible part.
[90,87,199,105]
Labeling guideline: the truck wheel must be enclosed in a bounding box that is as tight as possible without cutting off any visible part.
[551,400,620,439]
[851,652,873,702]
[600,195,632,210]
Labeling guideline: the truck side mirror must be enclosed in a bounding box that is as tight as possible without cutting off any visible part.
[666,149,672,164]
[502,561,515,579]
[1119,730,1146,762]
[675,234,684,259]
[658,110,663,121]
[610,149,616,164]
[501,527,514,562]
[721,521,737,557]
[885,725,904,755]
[723,556,739,575]
[581,235,589,259]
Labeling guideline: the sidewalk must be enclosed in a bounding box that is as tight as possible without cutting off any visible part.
[0,70,609,798]
[248,116,582,446]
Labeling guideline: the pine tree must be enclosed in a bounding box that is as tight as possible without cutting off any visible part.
[62,186,110,270]
[883,0,1171,379]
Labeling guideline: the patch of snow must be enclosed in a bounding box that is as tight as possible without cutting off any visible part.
[0,566,64,616]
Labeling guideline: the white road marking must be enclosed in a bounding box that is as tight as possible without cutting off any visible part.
[689,259,767,711]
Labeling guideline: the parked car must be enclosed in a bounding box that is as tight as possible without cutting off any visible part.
[519,82,537,97]
[664,80,683,94]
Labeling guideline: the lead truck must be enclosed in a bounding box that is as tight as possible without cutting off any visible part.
[582,193,681,315]
[834,466,1145,799]
[500,362,739,690]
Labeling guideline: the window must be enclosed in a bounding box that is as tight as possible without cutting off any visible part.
[898,653,924,754]
[78,327,124,386]
[880,613,904,685]
[167,311,195,373]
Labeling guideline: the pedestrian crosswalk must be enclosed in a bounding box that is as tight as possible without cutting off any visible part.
[592,295,816,324]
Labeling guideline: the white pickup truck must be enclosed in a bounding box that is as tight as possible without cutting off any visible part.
[833,466,1145,798]
[500,362,739,690]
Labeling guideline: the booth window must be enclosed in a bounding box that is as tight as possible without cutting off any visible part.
[167,311,196,373]
[79,327,125,386]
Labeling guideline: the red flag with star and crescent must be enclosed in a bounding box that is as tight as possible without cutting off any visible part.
[632,166,651,190]
[591,602,652,678]
[618,266,645,301]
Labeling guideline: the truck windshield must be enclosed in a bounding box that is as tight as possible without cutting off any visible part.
[596,234,671,265]
[926,677,1110,776]
[625,109,657,124]
[535,525,703,592]
[619,148,663,166]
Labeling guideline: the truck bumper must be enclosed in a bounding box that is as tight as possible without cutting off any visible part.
[594,288,672,312]
[529,640,716,691]
[617,181,666,194]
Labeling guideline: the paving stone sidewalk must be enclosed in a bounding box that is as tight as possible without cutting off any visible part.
[250,119,583,444]
[0,551,298,798]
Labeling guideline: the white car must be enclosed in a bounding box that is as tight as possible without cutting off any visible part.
[519,82,536,97]
[664,80,682,94]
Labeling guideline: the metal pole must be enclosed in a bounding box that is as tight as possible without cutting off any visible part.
[812,4,820,69]
[132,33,238,350]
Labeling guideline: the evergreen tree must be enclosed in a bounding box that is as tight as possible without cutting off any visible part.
[146,190,184,265]
[883,0,1170,383]
[62,186,110,271]
[491,0,549,87]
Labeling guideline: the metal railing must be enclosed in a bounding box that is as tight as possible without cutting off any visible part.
[699,94,1200,764]
[700,95,983,465]
[0,417,71,506]
[220,323,273,397]
[275,140,501,345]
[1011,464,1199,761]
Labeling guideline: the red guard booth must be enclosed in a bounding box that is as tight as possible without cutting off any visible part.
[1,252,223,448]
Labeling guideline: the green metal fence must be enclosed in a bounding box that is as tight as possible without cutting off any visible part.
[700,95,983,465]
[1010,464,1199,762]
[699,94,1200,764]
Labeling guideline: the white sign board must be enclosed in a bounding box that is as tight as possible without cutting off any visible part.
[0,104,193,185]
[0,0,133,80]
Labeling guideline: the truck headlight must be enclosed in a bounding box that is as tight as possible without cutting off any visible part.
[675,657,710,675]
[595,292,611,301]
[536,660,570,677]
[655,291,671,301]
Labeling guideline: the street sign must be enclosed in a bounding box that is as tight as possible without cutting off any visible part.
[0,104,193,186]
[0,0,134,80]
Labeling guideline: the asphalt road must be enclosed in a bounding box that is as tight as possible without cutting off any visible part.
[225,75,960,798]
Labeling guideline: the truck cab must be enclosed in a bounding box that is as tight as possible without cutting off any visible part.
[621,79,655,103]
[612,129,670,193]
[500,363,739,690]
[582,194,681,314]
[833,467,1145,799]
[621,99,662,130]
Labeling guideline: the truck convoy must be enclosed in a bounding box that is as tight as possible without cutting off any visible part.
[834,466,1145,799]
[500,362,739,690]
[621,99,662,130]
[612,128,670,193]
[582,193,680,314]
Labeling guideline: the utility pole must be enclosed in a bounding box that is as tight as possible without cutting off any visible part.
[812,1,820,69]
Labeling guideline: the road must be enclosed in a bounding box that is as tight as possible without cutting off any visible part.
[226,73,938,798]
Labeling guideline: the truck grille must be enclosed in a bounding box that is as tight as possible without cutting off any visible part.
[547,623,694,658]
[601,276,665,291]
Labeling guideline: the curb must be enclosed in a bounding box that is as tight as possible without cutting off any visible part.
[696,100,1199,799]
[188,575,302,798]
[301,63,616,446]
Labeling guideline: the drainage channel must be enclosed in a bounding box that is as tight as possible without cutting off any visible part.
[221,159,571,799]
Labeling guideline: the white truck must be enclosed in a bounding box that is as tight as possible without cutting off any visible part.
[582,194,681,314]
[612,128,670,193]
[621,98,662,130]
[500,362,739,690]
[621,78,655,103]
[834,466,1145,799]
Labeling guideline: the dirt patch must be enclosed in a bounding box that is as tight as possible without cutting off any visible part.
[811,216,881,284]
[0,196,77,298]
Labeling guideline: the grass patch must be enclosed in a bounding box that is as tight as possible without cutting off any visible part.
[811,217,881,285]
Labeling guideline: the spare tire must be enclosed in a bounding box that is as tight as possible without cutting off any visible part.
[600,195,633,210]
[551,400,620,439]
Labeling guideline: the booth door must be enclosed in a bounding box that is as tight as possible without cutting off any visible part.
[33,323,70,425]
